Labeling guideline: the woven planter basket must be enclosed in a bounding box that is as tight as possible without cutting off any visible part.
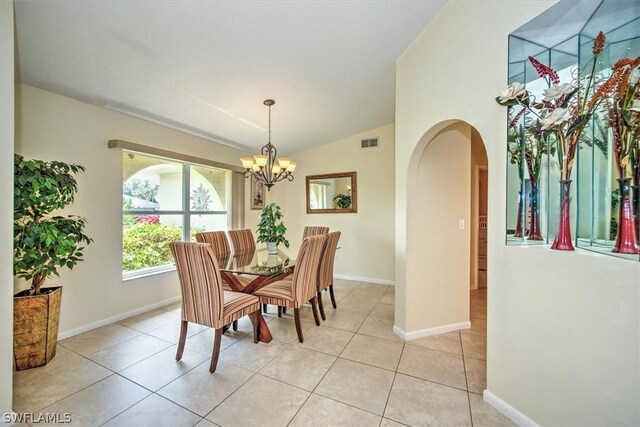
[13,286,62,371]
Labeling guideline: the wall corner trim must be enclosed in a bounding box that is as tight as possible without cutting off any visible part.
[334,274,395,286]
[483,389,540,427]
[394,321,470,341]
[58,295,182,340]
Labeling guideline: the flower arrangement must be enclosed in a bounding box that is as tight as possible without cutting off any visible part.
[497,32,620,250]
[602,58,640,253]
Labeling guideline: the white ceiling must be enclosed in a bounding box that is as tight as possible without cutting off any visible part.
[14,0,445,153]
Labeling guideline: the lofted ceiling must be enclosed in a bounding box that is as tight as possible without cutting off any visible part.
[14,0,445,153]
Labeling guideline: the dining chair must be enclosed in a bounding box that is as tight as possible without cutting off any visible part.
[254,235,325,343]
[316,231,341,320]
[302,226,329,240]
[228,229,257,253]
[195,231,246,331]
[170,242,261,373]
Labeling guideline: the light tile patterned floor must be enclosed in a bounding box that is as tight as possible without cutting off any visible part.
[13,281,513,427]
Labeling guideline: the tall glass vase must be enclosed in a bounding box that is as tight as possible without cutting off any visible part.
[514,190,524,238]
[551,179,574,251]
[527,187,543,240]
[613,178,639,254]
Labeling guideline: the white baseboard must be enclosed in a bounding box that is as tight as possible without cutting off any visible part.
[58,295,182,340]
[483,390,539,427]
[334,274,394,286]
[393,321,471,341]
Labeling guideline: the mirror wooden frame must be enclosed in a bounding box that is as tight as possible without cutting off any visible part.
[306,172,357,214]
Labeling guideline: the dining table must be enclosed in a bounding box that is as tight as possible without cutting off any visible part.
[219,248,295,343]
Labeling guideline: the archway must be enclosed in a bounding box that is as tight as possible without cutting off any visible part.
[403,120,488,339]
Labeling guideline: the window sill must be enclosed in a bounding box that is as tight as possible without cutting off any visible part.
[122,265,176,282]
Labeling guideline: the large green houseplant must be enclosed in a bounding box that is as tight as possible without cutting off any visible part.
[256,203,290,254]
[13,154,92,370]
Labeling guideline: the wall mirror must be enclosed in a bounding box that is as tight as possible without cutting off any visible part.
[306,172,357,214]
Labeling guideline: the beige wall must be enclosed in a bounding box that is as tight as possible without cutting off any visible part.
[246,124,395,284]
[405,123,471,332]
[396,1,640,425]
[15,84,250,335]
[1,0,14,417]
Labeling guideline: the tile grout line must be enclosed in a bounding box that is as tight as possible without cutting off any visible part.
[377,340,406,426]
[460,330,475,427]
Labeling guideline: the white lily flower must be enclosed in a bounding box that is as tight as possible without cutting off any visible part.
[629,99,640,113]
[542,83,574,101]
[498,82,526,103]
[540,108,570,130]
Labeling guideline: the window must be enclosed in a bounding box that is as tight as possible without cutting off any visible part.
[122,151,231,278]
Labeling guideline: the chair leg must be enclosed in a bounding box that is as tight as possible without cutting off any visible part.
[294,308,304,343]
[329,284,337,308]
[277,306,282,318]
[317,291,326,321]
[262,303,268,313]
[310,297,321,326]
[250,312,259,344]
[209,328,223,373]
[233,320,238,331]
[176,320,188,361]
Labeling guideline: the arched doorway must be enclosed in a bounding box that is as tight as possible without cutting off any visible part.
[404,120,488,339]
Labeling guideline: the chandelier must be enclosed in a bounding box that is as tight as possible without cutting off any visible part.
[240,99,296,191]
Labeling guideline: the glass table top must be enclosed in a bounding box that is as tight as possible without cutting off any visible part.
[219,248,295,277]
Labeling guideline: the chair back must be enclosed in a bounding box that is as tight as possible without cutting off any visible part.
[170,242,225,328]
[195,231,231,260]
[303,226,329,240]
[228,229,256,253]
[318,231,341,290]
[290,235,325,303]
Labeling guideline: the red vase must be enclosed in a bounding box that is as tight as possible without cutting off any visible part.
[514,190,524,238]
[613,178,639,254]
[527,187,543,240]
[551,179,574,251]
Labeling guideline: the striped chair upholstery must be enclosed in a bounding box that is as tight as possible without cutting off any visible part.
[195,231,249,292]
[228,229,256,253]
[254,235,325,342]
[315,231,341,320]
[195,231,231,260]
[170,242,261,372]
[302,226,329,240]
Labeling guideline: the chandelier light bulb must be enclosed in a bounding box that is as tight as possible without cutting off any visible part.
[278,157,291,169]
[254,155,268,167]
[240,157,255,169]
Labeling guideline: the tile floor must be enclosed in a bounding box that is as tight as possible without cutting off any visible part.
[13,281,514,426]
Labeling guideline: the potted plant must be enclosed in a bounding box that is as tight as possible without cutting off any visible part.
[256,203,290,254]
[13,154,92,370]
[333,193,352,209]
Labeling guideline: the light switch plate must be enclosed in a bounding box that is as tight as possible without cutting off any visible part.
[459,219,465,230]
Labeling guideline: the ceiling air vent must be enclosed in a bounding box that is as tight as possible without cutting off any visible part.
[361,138,379,148]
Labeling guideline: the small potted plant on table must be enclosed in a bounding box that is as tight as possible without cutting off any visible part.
[13,154,92,370]
[256,203,290,254]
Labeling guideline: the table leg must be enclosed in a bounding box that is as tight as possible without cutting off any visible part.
[249,311,272,343]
